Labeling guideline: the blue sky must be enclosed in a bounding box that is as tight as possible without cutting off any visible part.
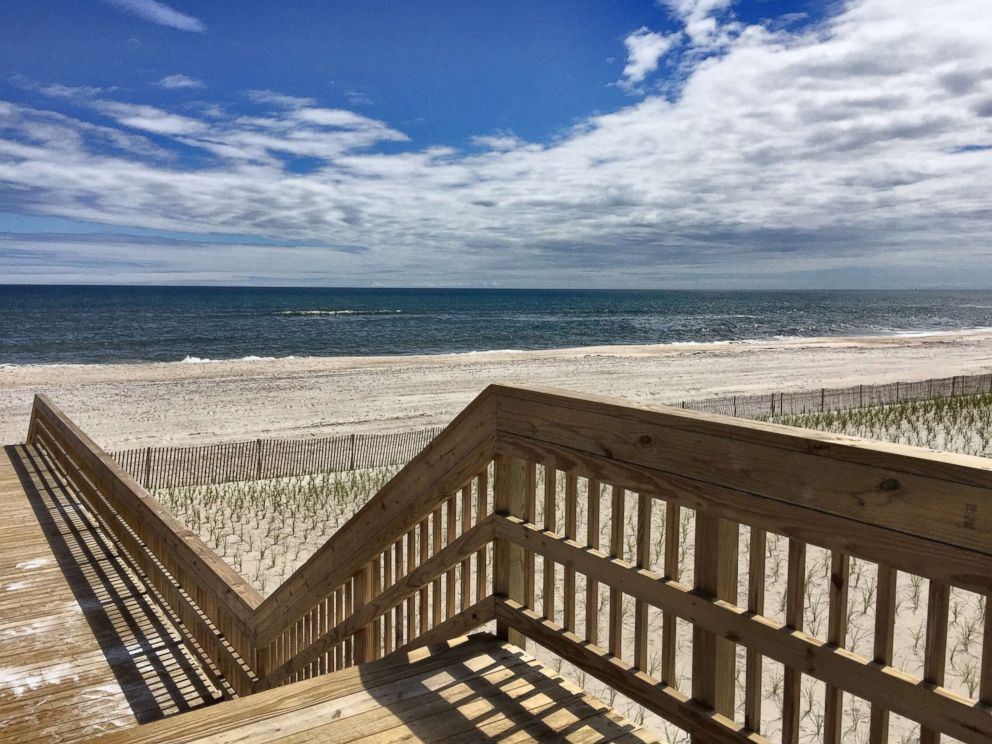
[0,0,990,287]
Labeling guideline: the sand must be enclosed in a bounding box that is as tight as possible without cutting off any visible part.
[9,329,989,742]
[3,329,992,449]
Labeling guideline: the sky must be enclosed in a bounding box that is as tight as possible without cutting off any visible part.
[0,0,990,288]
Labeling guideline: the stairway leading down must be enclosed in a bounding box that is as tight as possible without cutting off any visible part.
[88,634,662,743]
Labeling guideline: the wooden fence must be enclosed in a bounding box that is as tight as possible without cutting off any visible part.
[111,427,442,490]
[110,370,992,491]
[27,386,992,742]
[677,370,992,419]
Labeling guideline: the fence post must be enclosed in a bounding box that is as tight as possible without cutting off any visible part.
[494,454,527,648]
[349,433,356,470]
[732,396,737,417]
[859,385,864,408]
[896,381,900,401]
[144,447,152,489]
[255,439,263,480]
[821,388,825,412]
[770,393,775,416]
[952,376,957,397]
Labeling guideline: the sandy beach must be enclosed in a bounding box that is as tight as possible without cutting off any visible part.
[3,329,992,449]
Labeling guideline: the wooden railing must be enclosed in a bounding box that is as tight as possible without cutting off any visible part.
[27,395,263,696]
[26,386,992,743]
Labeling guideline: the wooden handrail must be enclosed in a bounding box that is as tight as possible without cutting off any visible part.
[27,394,263,694]
[24,385,992,742]
[253,385,499,644]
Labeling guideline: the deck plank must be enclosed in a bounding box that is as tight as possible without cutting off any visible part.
[0,444,223,743]
[90,635,661,743]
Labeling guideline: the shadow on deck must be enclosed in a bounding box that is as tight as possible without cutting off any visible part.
[0,444,223,742]
[89,634,659,742]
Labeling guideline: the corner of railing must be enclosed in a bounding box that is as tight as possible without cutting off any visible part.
[26,393,47,444]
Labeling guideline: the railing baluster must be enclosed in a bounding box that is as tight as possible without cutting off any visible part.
[745,526,766,733]
[982,594,992,706]
[564,471,578,633]
[406,529,416,644]
[609,485,625,659]
[586,478,602,645]
[782,538,807,744]
[446,495,457,620]
[524,461,537,611]
[921,580,951,744]
[475,469,489,603]
[394,539,405,650]
[418,518,429,639]
[371,555,382,659]
[692,513,739,735]
[661,501,680,687]
[869,564,897,742]
[824,551,850,744]
[495,455,527,648]
[634,491,651,671]
[383,547,393,656]
[461,484,472,611]
[432,507,443,628]
[543,461,557,621]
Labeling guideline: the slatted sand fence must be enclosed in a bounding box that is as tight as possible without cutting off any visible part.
[677,370,992,418]
[112,426,442,490]
[17,386,992,743]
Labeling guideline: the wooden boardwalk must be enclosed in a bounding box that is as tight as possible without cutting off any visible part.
[90,634,659,743]
[0,444,223,742]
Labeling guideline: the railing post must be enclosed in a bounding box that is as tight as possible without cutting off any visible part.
[26,396,40,444]
[691,513,739,735]
[494,454,527,648]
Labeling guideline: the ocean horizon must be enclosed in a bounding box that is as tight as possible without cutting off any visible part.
[2,285,991,366]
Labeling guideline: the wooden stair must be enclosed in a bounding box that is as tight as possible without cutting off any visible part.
[88,634,661,743]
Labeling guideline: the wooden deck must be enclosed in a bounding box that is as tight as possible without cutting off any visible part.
[0,444,223,742]
[89,634,659,743]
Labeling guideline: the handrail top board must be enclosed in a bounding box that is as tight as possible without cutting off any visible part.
[490,383,992,480]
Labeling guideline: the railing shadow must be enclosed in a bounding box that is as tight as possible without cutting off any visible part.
[356,634,651,741]
[5,443,225,724]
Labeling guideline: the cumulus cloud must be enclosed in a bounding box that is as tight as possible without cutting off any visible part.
[103,0,205,32]
[659,0,737,47]
[157,74,204,89]
[2,0,992,286]
[620,28,681,88]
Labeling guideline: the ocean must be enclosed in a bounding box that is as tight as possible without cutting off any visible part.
[1,286,990,366]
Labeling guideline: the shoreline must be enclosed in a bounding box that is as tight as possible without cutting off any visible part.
[3,325,992,372]
[3,328,992,449]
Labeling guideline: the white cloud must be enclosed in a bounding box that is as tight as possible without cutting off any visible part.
[103,0,205,32]
[659,0,737,46]
[471,133,526,151]
[157,74,204,89]
[2,0,992,286]
[620,28,681,88]
[247,90,317,108]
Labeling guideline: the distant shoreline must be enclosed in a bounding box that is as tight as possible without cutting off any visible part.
[3,325,992,370]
